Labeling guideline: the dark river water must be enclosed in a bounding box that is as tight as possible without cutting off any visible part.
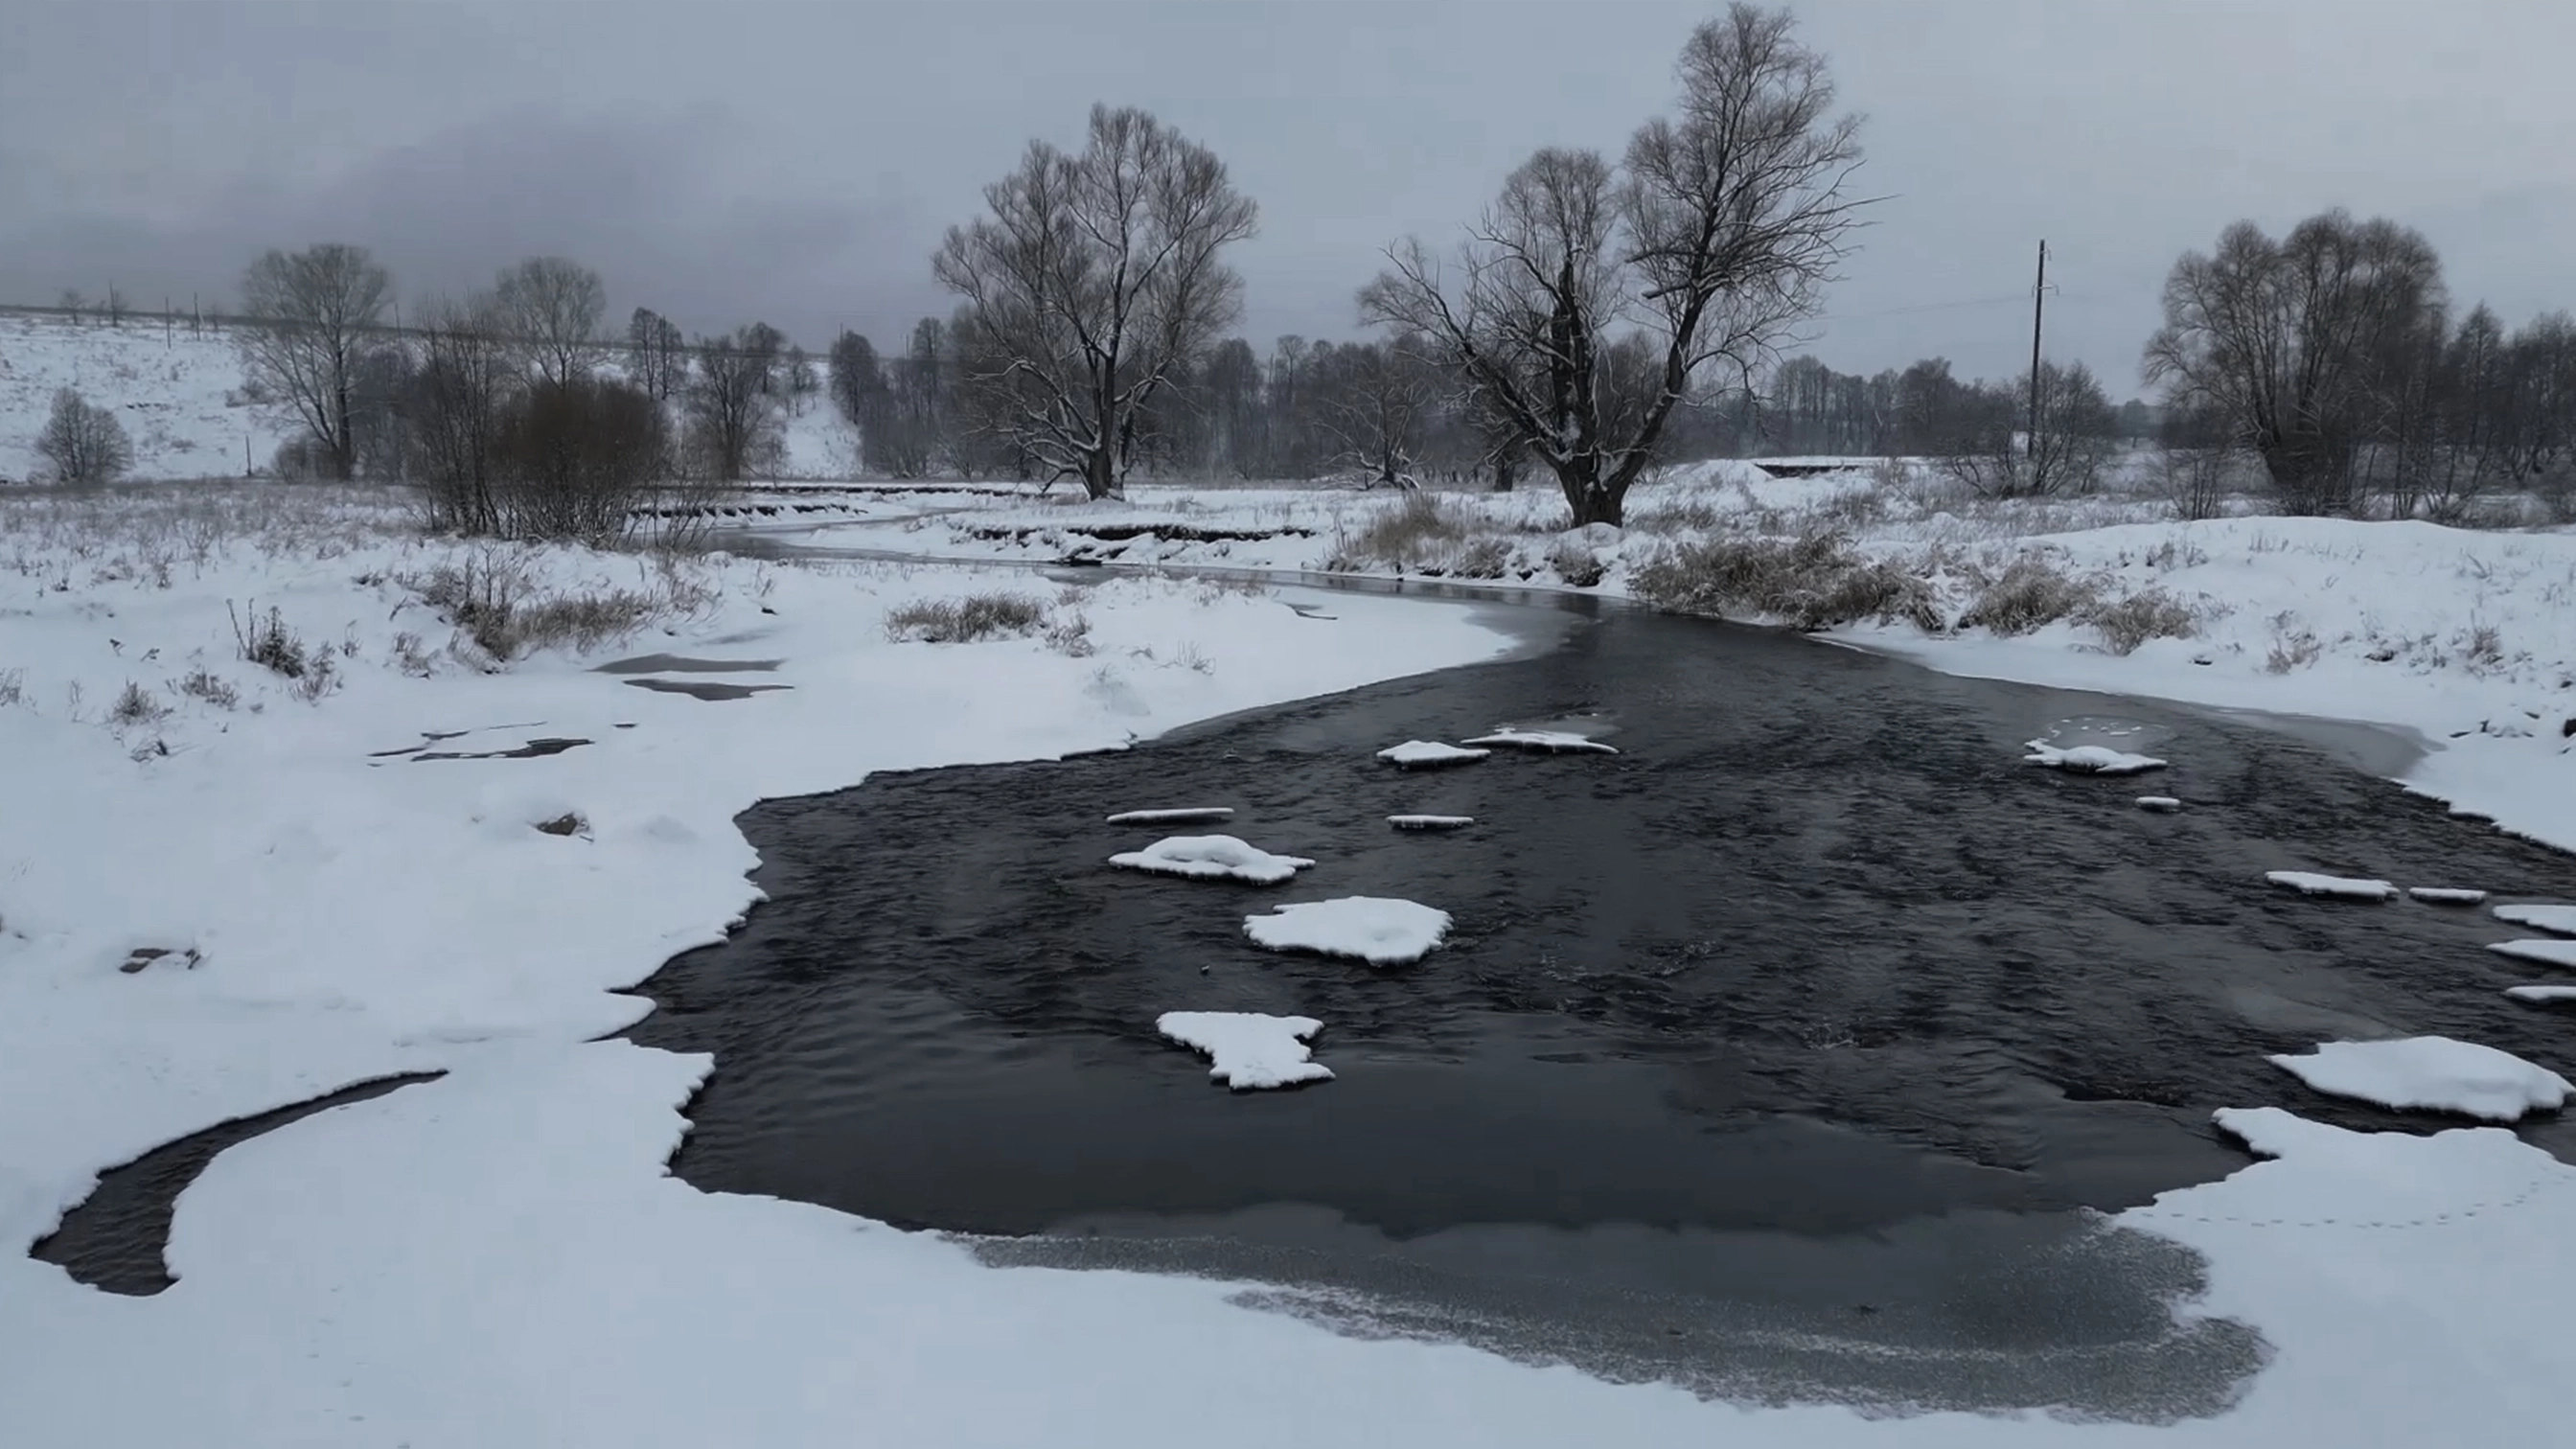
[616,599,2576,1418]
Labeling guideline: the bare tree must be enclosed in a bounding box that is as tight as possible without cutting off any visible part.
[684,327,784,482]
[406,293,522,533]
[1315,338,1440,488]
[1934,360,2119,498]
[1362,5,1867,526]
[104,286,129,329]
[935,104,1259,499]
[627,307,688,402]
[496,256,607,387]
[237,242,395,480]
[57,288,86,321]
[2143,210,2445,515]
[34,388,133,483]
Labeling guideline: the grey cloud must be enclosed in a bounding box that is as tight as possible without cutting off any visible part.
[4,0,2572,392]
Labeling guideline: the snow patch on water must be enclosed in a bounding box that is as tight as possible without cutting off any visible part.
[2489,937,2576,970]
[2266,871,2399,902]
[1109,835,1314,885]
[1242,896,1451,967]
[1375,740,1490,769]
[2267,1037,2572,1121]
[1388,815,1475,831]
[2023,740,2169,775]
[1155,1011,1333,1091]
[2406,886,2488,906]
[1462,728,1619,755]
[2495,903,2576,936]
[1106,807,1233,825]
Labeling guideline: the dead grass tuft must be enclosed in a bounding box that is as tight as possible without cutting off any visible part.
[1629,532,1938,632]
[885,591,1048,643]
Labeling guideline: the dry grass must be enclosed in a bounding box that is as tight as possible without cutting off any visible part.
[2088,587,2202,656]
[406,546,717,662]
[1629,532,1940,632]
[1957,557,2104,637]
[884,591,1048,643]
[1324,492,1500,573]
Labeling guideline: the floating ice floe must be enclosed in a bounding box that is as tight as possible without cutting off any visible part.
[2266,870,2399,902]
[2267,1036,2572,1122]
[2136,795,2184,813]
[2023,740,2169,775]
[1108,835,1314,885]
[1155,1011,1333,1090]
[1375,741,1490,769]
[2506,984,2576,1005]
[2488,938,2576,970]
[1388,815,1474,831]
[1242,896,1451,967]
[2407,886,2488,906]
[1461,728,1619,755]
[2495,903,2576,936]
[1105,807,1233,825]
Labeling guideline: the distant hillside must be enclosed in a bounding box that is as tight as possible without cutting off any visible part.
[0,308,857,484]
[0,310,289,482]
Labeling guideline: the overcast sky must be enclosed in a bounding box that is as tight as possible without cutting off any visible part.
[5,0,2571,392]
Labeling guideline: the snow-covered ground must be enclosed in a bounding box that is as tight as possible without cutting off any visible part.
[12,410,2576,1436]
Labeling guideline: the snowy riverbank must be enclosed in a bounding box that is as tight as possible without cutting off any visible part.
[4,478,2575,1445]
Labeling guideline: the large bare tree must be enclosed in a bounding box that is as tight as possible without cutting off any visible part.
[934,104,1258,500]
[237,242,394,480]
[1361,5,1867,526]
[2143,210,2444,514]
[407,292,521,533]
[497,255,607,387]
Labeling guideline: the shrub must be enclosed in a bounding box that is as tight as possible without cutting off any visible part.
[230,602,314,678]
[1958,557,2102,636]
[35,389,133,484]
[885,592,1047,643]
[175,667,241,709]
[108,680,168,725]
[493,378,669,543]
[1547,540,1607,587]
[1327,491,1481,571]
[2087,587,2199,656]
[1629,532,1938,632]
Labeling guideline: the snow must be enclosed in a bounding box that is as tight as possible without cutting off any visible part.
[2266,1037,2573,1121]
[2136,795,2184,812]
[1242,896,1452,967]
[1375,740,1490,769]
[1107,806,1234,825]
[2022,740,2169,774]
[1110,834,1315,885]
[2495,902,2576,935]
[2266,871,2400,902]
[20,441,2576,1440]
[2505,984,2576,1004]
[1461,727,1619,755]
[2487,937,2576,970]
[1389,814,1475,830]
[1155,1011,1334,1090]
[2405,886,2488,905]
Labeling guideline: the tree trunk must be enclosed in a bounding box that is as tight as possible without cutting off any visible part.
[1489,449,1516,493]
[1553,455,1624,527]
[1080,446,1119,501]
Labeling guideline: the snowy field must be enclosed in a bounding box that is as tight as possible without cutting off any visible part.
[0,310,856,483]
[8,311,2576,1440]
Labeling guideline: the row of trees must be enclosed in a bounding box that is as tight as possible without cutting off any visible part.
[922,4,1863,524]
[227,245,825,535]
[2146,209,2576,517]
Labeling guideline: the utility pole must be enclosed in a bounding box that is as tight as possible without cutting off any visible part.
[2026,240,2047,459]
